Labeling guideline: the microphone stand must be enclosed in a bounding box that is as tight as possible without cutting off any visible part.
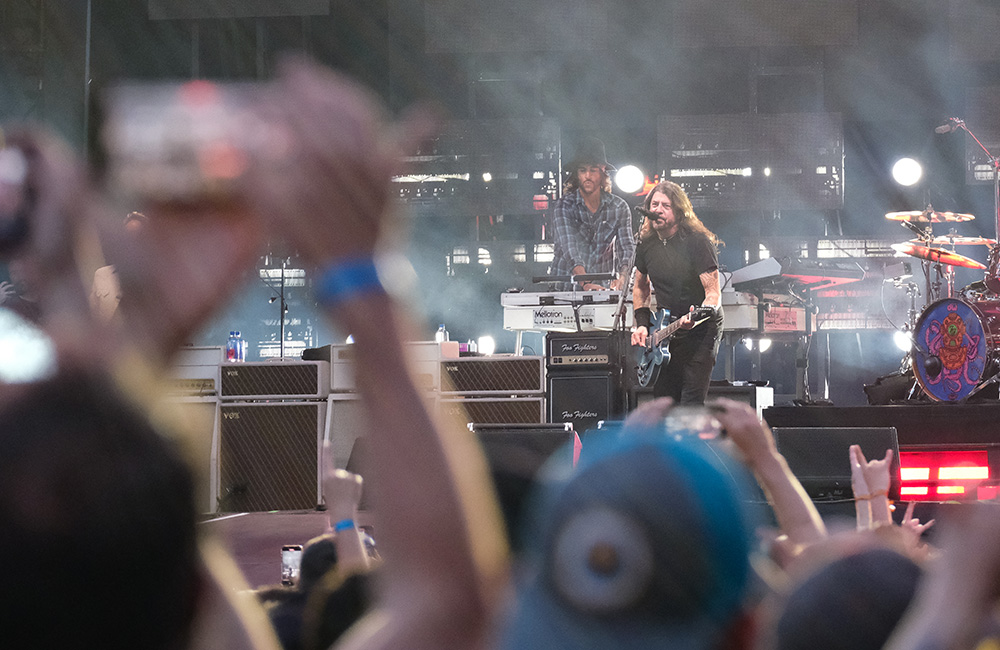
[952,119,1000,292]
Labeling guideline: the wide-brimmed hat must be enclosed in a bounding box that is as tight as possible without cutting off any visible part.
[564,136,616,172]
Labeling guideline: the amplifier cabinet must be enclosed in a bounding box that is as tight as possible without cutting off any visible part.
[546,331,629,369]
[439,397,545,425]
[220,360,330,399]
[161,396,219,514]
[217,401,326,512]
[548,371,626,433]
[439,356,545,396]
[320,341,459,392]
[168,346,224,396]
[326,393,440,471]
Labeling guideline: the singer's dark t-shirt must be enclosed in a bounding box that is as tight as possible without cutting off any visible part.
[634,229,723,332]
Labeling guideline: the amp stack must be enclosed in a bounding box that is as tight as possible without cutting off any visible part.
[216,357,330,514]
[438,355,546,426]
[546,331,629,433]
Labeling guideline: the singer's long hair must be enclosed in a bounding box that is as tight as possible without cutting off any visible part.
[639,180,723,248]
[563,165,612,195]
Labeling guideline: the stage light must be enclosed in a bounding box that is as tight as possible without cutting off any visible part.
[482,172,492,183]
[893,329,912,352]
[758,338,772,353]
[764,167,772,177]
[892,157,922,186]
[345,335,354,344]
[743,337,753,351]
[478,335,496,356]
[615,165,645,193]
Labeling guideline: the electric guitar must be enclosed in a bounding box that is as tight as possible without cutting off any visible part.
[635,306,717,387]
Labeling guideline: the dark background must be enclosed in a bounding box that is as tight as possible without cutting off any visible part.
[3,0,1000,404]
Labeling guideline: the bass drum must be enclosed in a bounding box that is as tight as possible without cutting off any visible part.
[913,298,993,401]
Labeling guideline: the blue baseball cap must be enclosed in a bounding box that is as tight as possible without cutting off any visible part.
[497,427,758,650]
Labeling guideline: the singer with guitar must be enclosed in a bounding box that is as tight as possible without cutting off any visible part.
[631,181,724,404]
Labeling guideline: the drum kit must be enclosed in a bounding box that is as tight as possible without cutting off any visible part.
[888,207,1000,401]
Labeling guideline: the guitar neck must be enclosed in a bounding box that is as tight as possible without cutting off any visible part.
[652,308,713,346]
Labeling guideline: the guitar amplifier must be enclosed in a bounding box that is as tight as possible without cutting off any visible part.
[439,356,544,395]
[307,341,460,392]
[439,397,545,424]
[217,401,326,512]
[548,371,626,433]
[220,361,330,399]
[546,331,629,370]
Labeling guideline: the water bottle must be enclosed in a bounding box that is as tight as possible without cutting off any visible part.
[236,331,248,361]
[226,330,246,362]
[434,324,449,343]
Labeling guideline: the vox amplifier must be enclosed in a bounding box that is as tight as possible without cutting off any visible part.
[439,356,544,395]
[217,401,326,512]
[220,361,330,399]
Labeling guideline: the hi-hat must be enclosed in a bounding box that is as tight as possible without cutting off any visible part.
[885,210,975,223]
[915,235,997,247]
[892,242,987,269]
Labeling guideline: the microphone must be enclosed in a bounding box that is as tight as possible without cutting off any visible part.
[935,117,964,134]
[636,206,659,220]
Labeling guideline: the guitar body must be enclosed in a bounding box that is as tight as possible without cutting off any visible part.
[634,306,716,388]
[635,309,671,388]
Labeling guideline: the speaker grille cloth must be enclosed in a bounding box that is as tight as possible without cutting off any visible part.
[441,398,544,424]
[221,364,319,396]
[219,404,318,512]
[441,358,542,393]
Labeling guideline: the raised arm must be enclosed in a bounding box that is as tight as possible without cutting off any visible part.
[712,399,827,548]
[245,57,508,650]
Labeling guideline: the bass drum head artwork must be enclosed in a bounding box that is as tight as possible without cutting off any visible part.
[913,298,989,402]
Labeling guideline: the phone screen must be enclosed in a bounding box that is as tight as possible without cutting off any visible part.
[280,545,303,586]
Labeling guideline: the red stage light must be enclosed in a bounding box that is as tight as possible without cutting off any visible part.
[898,450,990,502]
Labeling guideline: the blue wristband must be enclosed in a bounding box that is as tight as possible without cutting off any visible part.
[314,257,385,306]
[333,518,355,532]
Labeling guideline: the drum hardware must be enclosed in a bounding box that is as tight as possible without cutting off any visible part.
[920,235,997,247]
[934,117,1000,295]
[885,208,976,223]
[890,242,988,271]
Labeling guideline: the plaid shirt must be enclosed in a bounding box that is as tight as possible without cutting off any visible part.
[549,189,635,287]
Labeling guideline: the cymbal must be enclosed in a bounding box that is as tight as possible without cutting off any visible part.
[912,235,997,247]
[885,210,975,223]
[892,242,988,269]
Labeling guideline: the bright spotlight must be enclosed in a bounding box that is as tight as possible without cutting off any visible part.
[477,335,496,356]
[615,165,645,193]
[758,338,772,353]
[893,329,912,352]
[482,172,492,183]
[345,335,354,344]
[892,158,922,187]
[743,337,753,351]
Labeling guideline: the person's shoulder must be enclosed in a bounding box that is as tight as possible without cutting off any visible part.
[553,191,581,210]
[604,192,629,209]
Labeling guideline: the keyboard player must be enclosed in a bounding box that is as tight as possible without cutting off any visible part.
[548,136,635,291]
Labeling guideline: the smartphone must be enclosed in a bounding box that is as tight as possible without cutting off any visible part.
[280,544,303,586]
[664,406,724,440]
[101,80,267,207]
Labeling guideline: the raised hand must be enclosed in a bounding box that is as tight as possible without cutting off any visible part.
[850,444,893,497]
